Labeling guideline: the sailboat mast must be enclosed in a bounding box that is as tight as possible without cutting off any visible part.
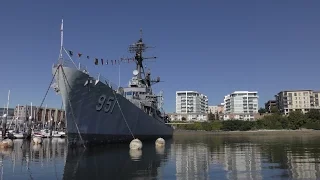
[59,19,64,59]
[16,104,19,129]
[17,104,19,121]
[2,105,4,117]
[6,90,10,115]
[30,102,33,119]
[118,63,121,88]
[43,104,47,129]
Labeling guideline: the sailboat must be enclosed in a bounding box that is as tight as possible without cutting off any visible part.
[8,104,27,139]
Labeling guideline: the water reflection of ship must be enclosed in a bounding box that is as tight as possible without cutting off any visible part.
[63,139,172,180]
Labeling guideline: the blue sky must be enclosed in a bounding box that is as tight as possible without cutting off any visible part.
[0,0,320,112]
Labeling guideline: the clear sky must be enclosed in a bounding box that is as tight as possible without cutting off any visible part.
[0,0,320,112]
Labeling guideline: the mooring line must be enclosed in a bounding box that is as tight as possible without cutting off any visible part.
[111,90,135,139]
[60,66,86,149]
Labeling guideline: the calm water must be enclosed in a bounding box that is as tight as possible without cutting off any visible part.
[1,133,320,180]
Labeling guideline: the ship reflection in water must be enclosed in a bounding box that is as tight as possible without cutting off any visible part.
[63,139,172,179]
[1,134,320,179]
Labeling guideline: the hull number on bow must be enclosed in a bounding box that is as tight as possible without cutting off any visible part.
[96,94,116,113]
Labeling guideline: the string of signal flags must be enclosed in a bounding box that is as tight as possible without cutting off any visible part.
[67,49,135,65]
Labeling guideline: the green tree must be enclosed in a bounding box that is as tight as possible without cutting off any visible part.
[215,112,220,120]
[258,108,267,115]
[208,111,215,121]
[305,109,320,121]
[304,109,320,130]
[270,106,280,114]
[287,111,306,130]
[258,113,284,129]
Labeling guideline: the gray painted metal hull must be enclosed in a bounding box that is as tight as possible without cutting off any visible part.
[52,66,173,146]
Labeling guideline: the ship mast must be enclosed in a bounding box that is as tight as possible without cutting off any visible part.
[128,29,158,86]
[59,19,64,60]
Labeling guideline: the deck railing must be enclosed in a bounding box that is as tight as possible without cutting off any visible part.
[97,73,118,91]
[53,58,119,91]
[53,58,87,72]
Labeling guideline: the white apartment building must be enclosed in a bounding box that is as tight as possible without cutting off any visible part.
[275,90,320,115]
[176,91,208,114]
[209,104,225,114]
[223,91,259,121]
[209,106,218,113]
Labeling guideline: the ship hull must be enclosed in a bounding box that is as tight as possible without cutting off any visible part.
[52,65,173,146]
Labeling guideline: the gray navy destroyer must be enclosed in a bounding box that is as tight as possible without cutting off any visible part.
[51,19,173,146]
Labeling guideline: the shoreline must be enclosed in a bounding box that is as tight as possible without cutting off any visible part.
[173,129,320,136]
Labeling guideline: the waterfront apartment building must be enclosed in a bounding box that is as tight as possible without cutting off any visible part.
[208,104,224,114]
[14,105,65,122]
[223,91,259,121]
[265,100,277,113]
[275,90,320,115]
[176,91,208,114]
[0,108,14,120]
[208,106,218,113]
[0,108,14,116]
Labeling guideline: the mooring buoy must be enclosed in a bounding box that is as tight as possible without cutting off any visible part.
[32,137,43,145]
[155,137,165,147]
[130,138,142,150]
[0,139,13,148]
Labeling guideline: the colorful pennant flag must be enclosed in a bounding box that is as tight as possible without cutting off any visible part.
[68,50,73,56]
[65,48,140,66]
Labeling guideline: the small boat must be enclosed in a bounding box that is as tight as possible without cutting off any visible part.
[32,131,44,138]
[40,129,51,138]
[13,132,25,139]
[52,130,66,138]
[8,131,27,139]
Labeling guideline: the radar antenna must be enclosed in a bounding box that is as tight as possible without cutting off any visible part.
[128,29,157,82]
[140,28,143,40]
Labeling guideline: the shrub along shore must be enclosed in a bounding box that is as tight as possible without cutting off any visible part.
[174,109,320,132]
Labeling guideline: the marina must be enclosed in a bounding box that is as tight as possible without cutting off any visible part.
[1,0,320,179]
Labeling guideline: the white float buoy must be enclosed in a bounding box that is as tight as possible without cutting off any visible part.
[129,138,142,150]
[155,138,165,147]
[4,139,13,147]
[0,139,13,148]
[32,137,43,145]
[155,146,165,155]
[32,144,41,152]
[129,149,142,161]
